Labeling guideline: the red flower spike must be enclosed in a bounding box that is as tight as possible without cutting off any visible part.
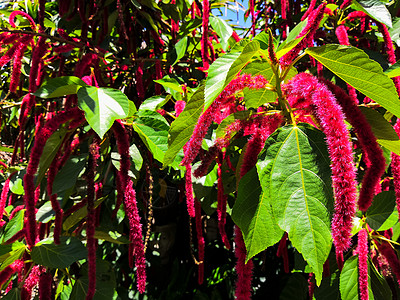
[38,272,53,300]
[10,39,30,93]
[0,260,23,286]
[250,0,256,35]
[234,225,253,300]
[217,159,230,249]
[22,265,44,299]
[201,0,210,70]
[175,100,186,117]
[357,229,369,300]
[0,176,12,228]
[184,163,196,218]
[301,0,317,21]
[283,73,357,256]
[392,120,400,221]
[308,273,315,300]
[86,139,100,300]
[124,180,147,293]
[111,121,131,218]
[340,0,352,9]
[9,11,37,30]
[195,199,205,284]
[136,62,145,100]
[0,34,32,68]
[23,108,84,248]
[232,31,241,42]
[239,129,264,179]
[276,233,289,273]
[347,11,368,21]
[375,240,400,287]
[281,3,326,66]
[322,80,385,211]
[181,74,268,167]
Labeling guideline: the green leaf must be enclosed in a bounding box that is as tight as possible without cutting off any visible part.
[258,124,334,284]
[163,85,204,167]
[63,197,106,231]
[216,110,252,138]
[31,237,87,269]
[93,230,130,244]
[77,86,131,138]
[52,156,87,194]
[154,77,183,93]
[205,41,260,111]
[173,36,188,65]
[243,88,276,108]
[0,242,24,262]
[139,95,170,111]
[0,244,25,271]
[359,106,400,154]
[306,45,400,118]
[384,60,400,78]
[352,0,392,28]
[366,191,399,231]
[2,209,24,243]
[209,16,233,42]
[277,20,307,52]
[36,201,55,223]
[340,256,359,300]
[37,128,68,187]
[132,110,169,163]
[232,168,284,261]
[9,171,25,195]
[2,289,20,300]
[70,260,116,299]
[33,76,87,98]
[370,258,392,300]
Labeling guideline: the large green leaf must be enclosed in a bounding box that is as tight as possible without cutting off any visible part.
[1,209,24,243]
[209,16,233,43]
[353,0,392,28]
[359,106,400,154]
[31,237,87,269]
[258,124,334,284]
[163,85,204,167]
[384,60,400,78]
[173,36,188,65]
[306,45,400,118]
[340,256,359,300]
[70,260,116,299]
[77,86,132,138]
[33,76,87,98]
[204,41,260,110]
[52,156,87,194]
[366,191,399,231]
[243,88,276,108]
[139,95,170,111]
[232,168,284,261]
[132,110,169,163]
[36,128,68,187]
[340,256,374,300]
[154,75,183,100]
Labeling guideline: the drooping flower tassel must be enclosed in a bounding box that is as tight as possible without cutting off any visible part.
[9,38,31,93]
[201,0,210,70]
[239,129,264,179]
[322,80,385,211]
[375,240,400,287]
[125,180,147,293]
[136,62,145,100]
[357,229,369,300]
[217,158,230,249]
[22,265,44,299]
[301,0,317,21]
[308,273,315,300]
[250,0,256,36]
[392,121,400,221]
[281,3,326,66]
[38,271,53,300]
[195,199,205,285]
[0,260,23,286]
[23,108,84,248]
[277,233,290,273]
[184,163,196,218]
[85,139,100,300]
[283,73,357,263]
[235,225,253,300]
